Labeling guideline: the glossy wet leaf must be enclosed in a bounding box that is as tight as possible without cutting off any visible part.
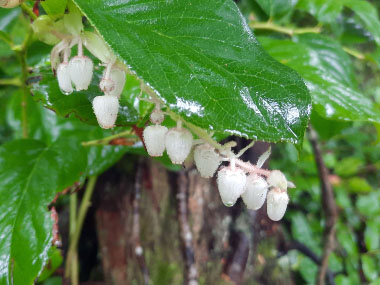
[0,138,87,284]
[255,0,297,19]
[259,34,380,123]
[296,0,343,23]
[344,0,380,46]
[73,0,311,146]
[31,64,138,127]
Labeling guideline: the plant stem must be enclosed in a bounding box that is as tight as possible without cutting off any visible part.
[65,176,98,279]
[20,3,37,21]
[0,78,21,87]
[309,128,337,285]
[69,193,78,285]
[81,129,138,146]
[16,29,34,139]
[249,21,321,36]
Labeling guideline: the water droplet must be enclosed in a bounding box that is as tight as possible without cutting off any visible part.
[60,88,73,95]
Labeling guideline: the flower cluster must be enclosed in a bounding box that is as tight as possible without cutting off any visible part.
[142,106,293,221]
[44,5,293,221]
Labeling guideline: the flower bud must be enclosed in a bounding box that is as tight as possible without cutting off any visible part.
[217,166,246,207]
[57,63,73,95]
[143,125,168,157]
[92,95,119,129]
[68,56,93,91]
[194,144,221,178]
[165,127,193,164]
[150,109,165,125]
[1,0,23,8]
[100,67,125,98]
[267,188,289,221]
[241,174,268,210]
[267,170,287,190]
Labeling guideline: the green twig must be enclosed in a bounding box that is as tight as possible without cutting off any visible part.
[0,78,21,87]
[20,3,37,21]
[249,21,321,36]
[16,28,34,139]
[69,193,78,285]
[65,176,98,279]
[81,130,138,146]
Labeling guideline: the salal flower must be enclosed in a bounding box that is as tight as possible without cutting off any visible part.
[57,63,73,95]
[194,143,221,178]
[68,56,94,91]
[267,170,287,191]
[103,67,126,98]
[165,125,193,164]
[217,165,246,207]
[150,109,165,125]
[266,188,289,221]
[143,125,168,157]
[0,0,23,8]
[241,174,268,210]
[92,95,119,129]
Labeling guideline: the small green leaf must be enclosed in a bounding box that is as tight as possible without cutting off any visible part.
[38,247,63,282]
[344,0,380,46]
[335,157,363,177]
[364,220,380,251]
[72,0,311,147]
[296,0,343,23]
[255,0,297,19]
[347,177,372,193]
[362,255,378,281]
[356,192,380,217]
[41,0,68,19]
[291,212,320,254]
[0,138,87,284]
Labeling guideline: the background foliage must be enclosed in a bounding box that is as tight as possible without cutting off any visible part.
[0,0,380,284]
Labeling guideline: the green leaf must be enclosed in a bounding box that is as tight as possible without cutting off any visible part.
[356,192,380,217]
[296,0,343,23]
[362,255,378,281]
[72,0,311,146]
[259,34,380,123]
[31,65,139,127]
[38,247,63,282]
[364,220,380,251]
[6,91,131,176]
[335,157,363,177]
[347,177,372,193]
[0,138,87,284]
[291,212,320,254]
[255,0,297,19]
[41,0,68,19]
[344,0,380,46]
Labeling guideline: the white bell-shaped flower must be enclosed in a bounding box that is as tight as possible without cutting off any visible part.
[150,109,165,125]
[165,127,193,164]
[194,144,221,178]
[1,0,22,8]
[100,67,126,98]
[241,174,268,210]
[266,188,289,221]
[143,125,168,157]
[267,170,288,191]
[217,166,246,207]
[57,63,73,95]
[92,95,119,129]
[68,56,94,91]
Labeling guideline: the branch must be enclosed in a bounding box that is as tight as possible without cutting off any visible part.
[309,128,338,285]
[249,21,321,37]
[81,129,138,146]
[176,171,199,285]
[132,159,149,285]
